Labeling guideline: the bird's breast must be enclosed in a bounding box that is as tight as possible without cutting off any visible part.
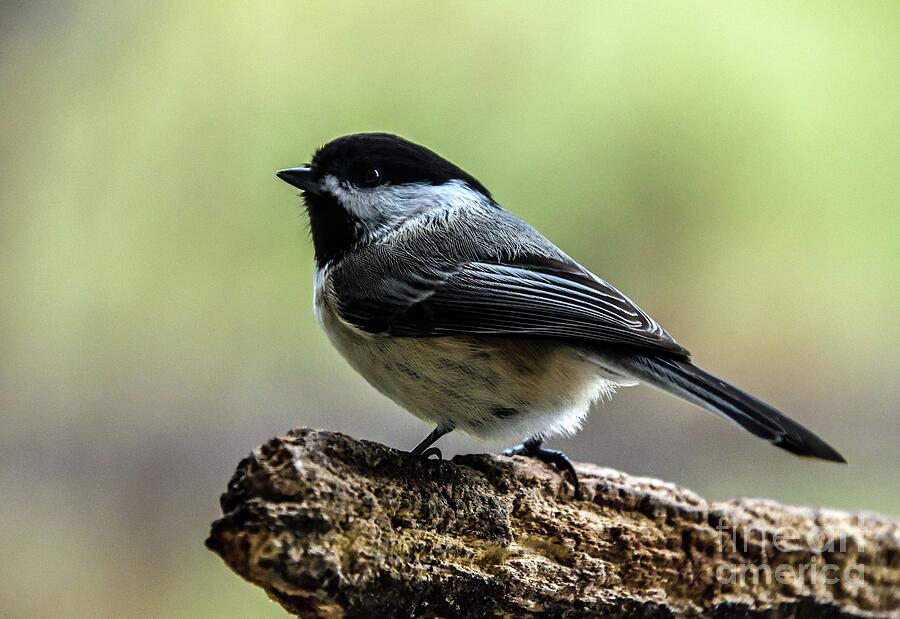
[313,269,622,441]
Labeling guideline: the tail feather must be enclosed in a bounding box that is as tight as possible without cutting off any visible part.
[612,355,845,463]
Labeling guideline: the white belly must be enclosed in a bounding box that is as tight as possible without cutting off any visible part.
[314,276,629,444]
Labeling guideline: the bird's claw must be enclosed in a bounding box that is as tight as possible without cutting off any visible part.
[502,440,582,499]
[420,446,443,460]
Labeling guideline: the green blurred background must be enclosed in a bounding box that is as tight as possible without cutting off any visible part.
[1,1,898,616]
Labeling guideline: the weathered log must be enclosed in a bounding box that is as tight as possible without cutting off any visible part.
[206,428,899,618]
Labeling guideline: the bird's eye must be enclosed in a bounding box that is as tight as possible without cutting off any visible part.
[363,168,381,187]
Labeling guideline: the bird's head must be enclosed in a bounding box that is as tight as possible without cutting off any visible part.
[277,133,491,267]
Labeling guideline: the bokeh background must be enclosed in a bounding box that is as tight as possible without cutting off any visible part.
[1,1,898,616]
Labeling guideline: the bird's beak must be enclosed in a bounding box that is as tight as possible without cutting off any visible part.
[276,166,319,193]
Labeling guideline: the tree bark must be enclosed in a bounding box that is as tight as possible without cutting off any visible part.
[206,428,899,618]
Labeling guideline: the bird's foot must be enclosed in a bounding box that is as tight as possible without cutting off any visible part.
[408,424,453,460]
[418,446,443,460]
[503,438,582,499]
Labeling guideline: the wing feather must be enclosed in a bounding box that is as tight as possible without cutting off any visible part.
[337,254,689,357]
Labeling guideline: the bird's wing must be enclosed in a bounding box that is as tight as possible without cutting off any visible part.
[336,255,689,357]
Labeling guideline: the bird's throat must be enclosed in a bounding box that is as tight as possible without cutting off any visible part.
[303,192,361,268]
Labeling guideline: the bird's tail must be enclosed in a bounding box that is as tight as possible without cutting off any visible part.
[608,354,845,463]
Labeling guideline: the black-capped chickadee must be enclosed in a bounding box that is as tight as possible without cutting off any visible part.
[277,133,844,497]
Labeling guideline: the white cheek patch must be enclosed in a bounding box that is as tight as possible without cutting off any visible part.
[322,176,488,235]
[321,175,350,200]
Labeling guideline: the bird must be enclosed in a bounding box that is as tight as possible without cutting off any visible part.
[276,132,845,498]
